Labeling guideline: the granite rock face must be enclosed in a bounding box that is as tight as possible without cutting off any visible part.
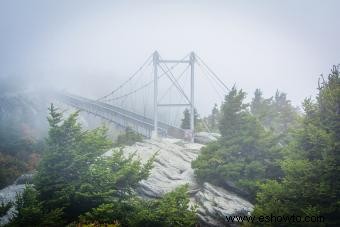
[0,138,253,226]
[104,138,253,226]
[194,132,221,144]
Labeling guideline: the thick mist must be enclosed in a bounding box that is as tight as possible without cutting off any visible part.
[1,0,340,116]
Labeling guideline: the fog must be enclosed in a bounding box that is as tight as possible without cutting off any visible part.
[1,0,340,115]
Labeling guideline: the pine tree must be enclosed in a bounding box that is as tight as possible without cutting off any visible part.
[192,86,282,199]
[208,103,219,131]
[252,65,340,226]
[34,104,85,220]
[10,104,199,226]
[115,127,143,146]
[250,88,264,116]
[9,185,63,227]
[81,185,197,227]
[181,109,191,129]
[180,108,198,130]
[251,88,300,141]
[33,104,153,223]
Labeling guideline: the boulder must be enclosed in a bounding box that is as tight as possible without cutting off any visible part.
[104,138,253,226]
[194,132,221,144]
[0,173,35,226]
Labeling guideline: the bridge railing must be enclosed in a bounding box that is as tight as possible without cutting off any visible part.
[56,92,186,140]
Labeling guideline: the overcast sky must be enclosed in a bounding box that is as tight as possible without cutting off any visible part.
[1,0,339,115]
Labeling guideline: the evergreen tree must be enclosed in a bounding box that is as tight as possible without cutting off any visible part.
[252,66,340,226]
[273,90,299,133]
[192,87,282,199]
[81,185,197,227]
[0,202,12,217]
[10,104,199,226]
[180,108,198,130]
[115,127,143,147]
[250,89,299,136]
[250,88,300,149]
[8,185,63,227]
[33,104,153,224]
[181,108,191,129]
[207,103,219,131]
[250,89,273,125]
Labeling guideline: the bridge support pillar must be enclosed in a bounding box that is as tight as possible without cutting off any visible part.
[152,51,196,142]
[190,52,195,143]
[152,51,159,138]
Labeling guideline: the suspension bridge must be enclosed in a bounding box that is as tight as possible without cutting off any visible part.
[57,51,228,142]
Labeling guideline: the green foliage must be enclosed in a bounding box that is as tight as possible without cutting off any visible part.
[181,108,191,129]
[0,118,41,188]
[252,66,340,226]
[9,104,197,226]
[192,88,299,197]
[0,154,26,189]
[8,185,63,227]
[0,201,12,217]
[81,185,197,227]
[115,127,143,147]
[35,105,152,222]
[12,104,155,225]
[81,148,155,202]
[150,184,196,227]
[192,86,282,199]
[250,88,300,137]
[197,104,221,133]
[207,103,220,132]
[33,104,113,221]
[180,108,199,130]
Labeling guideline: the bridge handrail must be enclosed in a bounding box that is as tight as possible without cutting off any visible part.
[59,93,155,128]
[58,92,185,135]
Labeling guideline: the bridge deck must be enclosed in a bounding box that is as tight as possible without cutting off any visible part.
[57,93,186,139]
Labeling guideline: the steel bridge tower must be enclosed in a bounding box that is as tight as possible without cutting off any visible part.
[152,51,196,142]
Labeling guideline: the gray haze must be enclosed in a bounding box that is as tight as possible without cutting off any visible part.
[1,0,340,116]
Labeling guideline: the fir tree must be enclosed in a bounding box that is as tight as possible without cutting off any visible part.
[180,108,198,130]
[252,65,340,226]
[81,185,197,227]
[33,104,153,223]
[208,103,219,131]
[115,127,143,146]
[9,185,63,227]
[192,86,282,199]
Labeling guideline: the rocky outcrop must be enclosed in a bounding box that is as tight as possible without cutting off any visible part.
[194,132,221,144]
[1,138,253,226]
[0,184,26,226]
[13,173,34,185]
[104,138,253,226]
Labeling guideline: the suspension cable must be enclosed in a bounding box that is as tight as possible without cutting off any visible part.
[158,62,191,104]
[158,64,190,102]
[102,55,189,102]
[196,55,229,91]
[197,60,226,93]
[97,54,153,101]
[196,62,225,99]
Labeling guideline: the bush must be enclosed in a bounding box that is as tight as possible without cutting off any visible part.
[115,127,143,147]
[0,201,12,217]
[8,185,63,227]
[81,185,197,227]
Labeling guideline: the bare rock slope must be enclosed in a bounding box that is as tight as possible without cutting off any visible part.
[104,138,253,226]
